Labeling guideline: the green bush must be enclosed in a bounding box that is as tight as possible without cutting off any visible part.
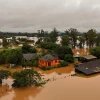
[41,66,53,70]
[22,44,37,53]
[58,61,68,67]
[40,42,59,50]
[64,54,74,63]
[90,46,100,58]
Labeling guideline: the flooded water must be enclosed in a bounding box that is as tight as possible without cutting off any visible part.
[0,49,100,100]
[0,65,100,100]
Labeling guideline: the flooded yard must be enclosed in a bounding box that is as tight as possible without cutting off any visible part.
[0,65,100,100]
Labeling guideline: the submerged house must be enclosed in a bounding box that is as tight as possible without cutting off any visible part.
[23,53,38,61]
[39,54,60,67]
[75,59,100,75]
[74,54,97,62]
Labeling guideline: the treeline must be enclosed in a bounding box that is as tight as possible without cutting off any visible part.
[37,28,100,49]
[0,31,38,38]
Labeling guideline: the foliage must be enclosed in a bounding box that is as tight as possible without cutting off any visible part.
[67,28,78,48]
[22,44,37,53]
[40,42,59,50]
[41,66,53,70]
[7,49,23,65]
[49,28,58,43]
[61,35,70,46]
[90,46,100,58]
[0,70,11,84]
[0,50,10,64]
[96,34,100,46]
[78,36,85,48]
[55,46,73,60]
[64,54,74,63]
[3,38,9,48]
[87,29,96,48]
[22,59,38,67]
[58,61,68,67]
[12,69,45,87]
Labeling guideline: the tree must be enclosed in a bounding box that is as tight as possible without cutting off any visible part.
[83,32,89,48]
[3,38,9,48]
[12,69,45,87]
[61,35,70,46]
[0,70,11,84]
[67,28,78,48]
[90,46,100,59]
[78,36,85,48]
[64,54,74,63]
[55,46,73,60]
[40,42,59,50]
[7,49,23,65]
[22,44,37,53]
[87,29,96,48]
[0,50,10,64]
[49,28,58,43]
[96,33,100,46]
[58,61,68,67]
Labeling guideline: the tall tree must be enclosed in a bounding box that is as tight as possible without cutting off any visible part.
[49,28,58,43]
[7,49,23,65]
[87,29,96,48]
[2,38,9,48]
[96,33,100,46]
[67,28,78,48]
[61,35,70,46]
[83,32,89,48]
[78,36,85,48]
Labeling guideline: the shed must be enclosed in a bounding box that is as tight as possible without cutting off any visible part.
[23,53,38,61]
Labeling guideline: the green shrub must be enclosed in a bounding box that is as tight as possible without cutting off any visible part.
[90,46,100,58]
[58,61,68,67]
[41,66,53,70]
[64,54,74,63]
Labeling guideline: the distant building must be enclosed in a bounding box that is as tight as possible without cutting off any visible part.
[15,36,28,39]
[39,54,60,67]
[6,37,12,42]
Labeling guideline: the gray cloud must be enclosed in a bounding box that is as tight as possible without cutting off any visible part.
[0,0,100,32]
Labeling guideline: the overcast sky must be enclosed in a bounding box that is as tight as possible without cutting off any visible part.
[0,0,100,32]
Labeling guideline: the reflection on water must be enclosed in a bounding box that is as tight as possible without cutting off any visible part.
[0,64,100,100]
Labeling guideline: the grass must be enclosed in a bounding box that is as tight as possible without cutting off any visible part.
[77,73,86,76]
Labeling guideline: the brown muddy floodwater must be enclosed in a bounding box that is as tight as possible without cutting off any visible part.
[0,65,100,100]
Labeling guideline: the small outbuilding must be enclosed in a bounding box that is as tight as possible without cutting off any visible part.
[23,53,38,61]
[39,54,60,67]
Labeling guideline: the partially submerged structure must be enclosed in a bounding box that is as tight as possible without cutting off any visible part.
[39,54,60,67]
[74,54,97,62]
[23,53,38,61]
[75,59,100,75]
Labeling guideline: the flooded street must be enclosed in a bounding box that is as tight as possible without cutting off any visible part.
[0,65,100,100]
